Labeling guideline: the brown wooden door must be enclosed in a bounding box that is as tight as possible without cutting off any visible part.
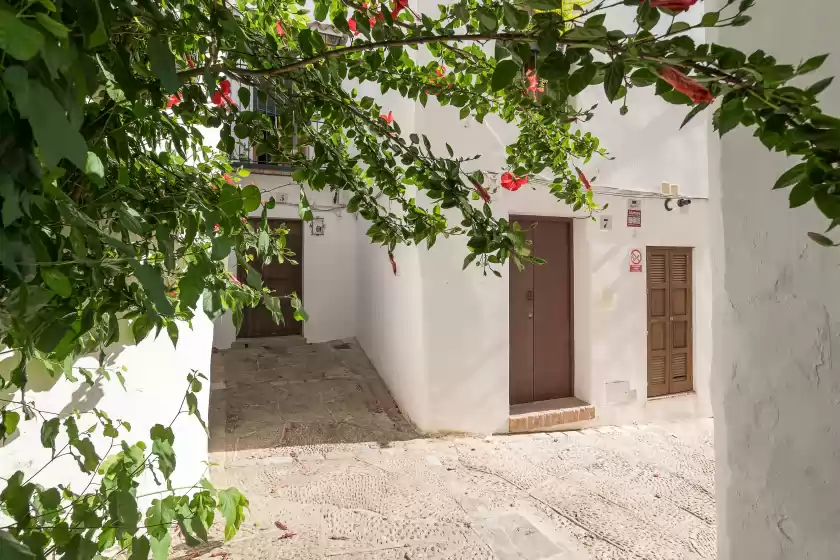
[238,219,303,338]
[509,218,574,405]
[647,247,693,397]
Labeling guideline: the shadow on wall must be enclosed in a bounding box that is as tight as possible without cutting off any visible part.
[0,316,212,495]
[0,324,134,451]
[207,337,420,454]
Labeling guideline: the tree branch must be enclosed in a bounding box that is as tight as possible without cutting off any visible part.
[177,32,540,80]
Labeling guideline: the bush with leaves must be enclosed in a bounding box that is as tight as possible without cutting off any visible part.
[1,0,838,557]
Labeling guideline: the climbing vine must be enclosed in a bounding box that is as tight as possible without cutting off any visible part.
[1,0,838,557]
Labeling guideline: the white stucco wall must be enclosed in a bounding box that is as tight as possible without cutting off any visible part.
[708,1,840,558]
[408,187,712,434]
[211,174,358,348]
[0,315,213,510]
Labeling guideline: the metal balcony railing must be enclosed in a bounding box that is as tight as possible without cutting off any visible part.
[229,83,311,172]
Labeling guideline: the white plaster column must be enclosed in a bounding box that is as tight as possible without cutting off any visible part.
[709,0,840,557]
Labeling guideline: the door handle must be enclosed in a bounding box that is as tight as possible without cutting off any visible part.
[527,290,533,301]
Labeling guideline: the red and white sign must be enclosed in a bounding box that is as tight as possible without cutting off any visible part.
[627,208,642,228]
[629,249,643,273]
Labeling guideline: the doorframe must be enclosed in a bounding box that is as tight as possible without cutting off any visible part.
[508,215,576,401]
[645,245,694,397]
[237,217,305,339]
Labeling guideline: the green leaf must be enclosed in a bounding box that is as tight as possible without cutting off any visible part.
[476,7,497,31]
[0,10,44,60]
[290,292,308,322]
[263,295,285,326]
[568,63,597,96]
[84,152,105,184]
[0,530,35,560]
[789,181,813,208]
[2,410,20,436]
[668,21,691,34]
[149,534,171,560]
[145,498,176,539]
[462,253,478,270]
[218,488,249,541]
[0,176,22,226]
[41,268,72,298]
[717,97,745,136]
[129,536,151,560]
[298,189,314,221]
[638,0,660,30]
[241,184,261,213]
[237,87,250,108]
[71,438,100,472]
[680,103,708,130]
[147,37,180,94]
[40,418,60,450]
[700,12,719,26]
[210,236,234,261]
[604,57,625,102]
[585,13,606,27]
[108,490,140,537]
[132,262,174,315]
[773,163,807,190]
[814,190,840,220]
[218,184,242,215]
[491,60,519,92]
[4,66,87,169]
[166,322,178,348]
[131,314,153,344]
[797,54,829,75]
[150,424,176,479]
[731,14,751,26]
[34,12,68,38]
[808,232,836,247]
[539,51,570,81]
[806,77,833,96]
[314,1,329,21]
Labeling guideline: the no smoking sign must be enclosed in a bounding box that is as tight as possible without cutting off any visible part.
[629,249,643,273]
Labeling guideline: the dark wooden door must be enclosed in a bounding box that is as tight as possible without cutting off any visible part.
[509,217,574,405]
[647,247,693,397]
[238,219,303,338]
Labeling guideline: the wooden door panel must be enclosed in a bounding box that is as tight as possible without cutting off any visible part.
[669,249,693,393]
[647,250,670,397]
[532,220,573,401]
[509,221,535,405]
[509,218,574,405]
[647,247,693,397]
[239,219,303,338]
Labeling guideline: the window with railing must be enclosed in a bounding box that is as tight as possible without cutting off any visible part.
[230,84,310,170]
[230,24,341,171]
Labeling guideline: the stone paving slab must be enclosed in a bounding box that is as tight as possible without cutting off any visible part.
[203,337,716,559]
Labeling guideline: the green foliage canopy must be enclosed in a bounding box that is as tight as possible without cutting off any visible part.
[1,0,839,557]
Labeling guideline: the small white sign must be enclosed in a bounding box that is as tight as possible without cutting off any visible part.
[628,198,641,209]
[599,215,613,230]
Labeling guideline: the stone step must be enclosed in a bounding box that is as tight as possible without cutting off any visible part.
[508,397,596,434]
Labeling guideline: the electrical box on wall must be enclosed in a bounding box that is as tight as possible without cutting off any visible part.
[310,217,325,236]
[599,215,613,230]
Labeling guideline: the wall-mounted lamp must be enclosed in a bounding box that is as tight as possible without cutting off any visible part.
[664,198,692,211]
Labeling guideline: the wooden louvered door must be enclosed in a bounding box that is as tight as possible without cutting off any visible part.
[646,247,693,397]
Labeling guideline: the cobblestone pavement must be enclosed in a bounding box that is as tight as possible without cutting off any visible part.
[196,338,716,560]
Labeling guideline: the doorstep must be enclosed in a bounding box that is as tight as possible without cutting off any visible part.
[508,397,596,434]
